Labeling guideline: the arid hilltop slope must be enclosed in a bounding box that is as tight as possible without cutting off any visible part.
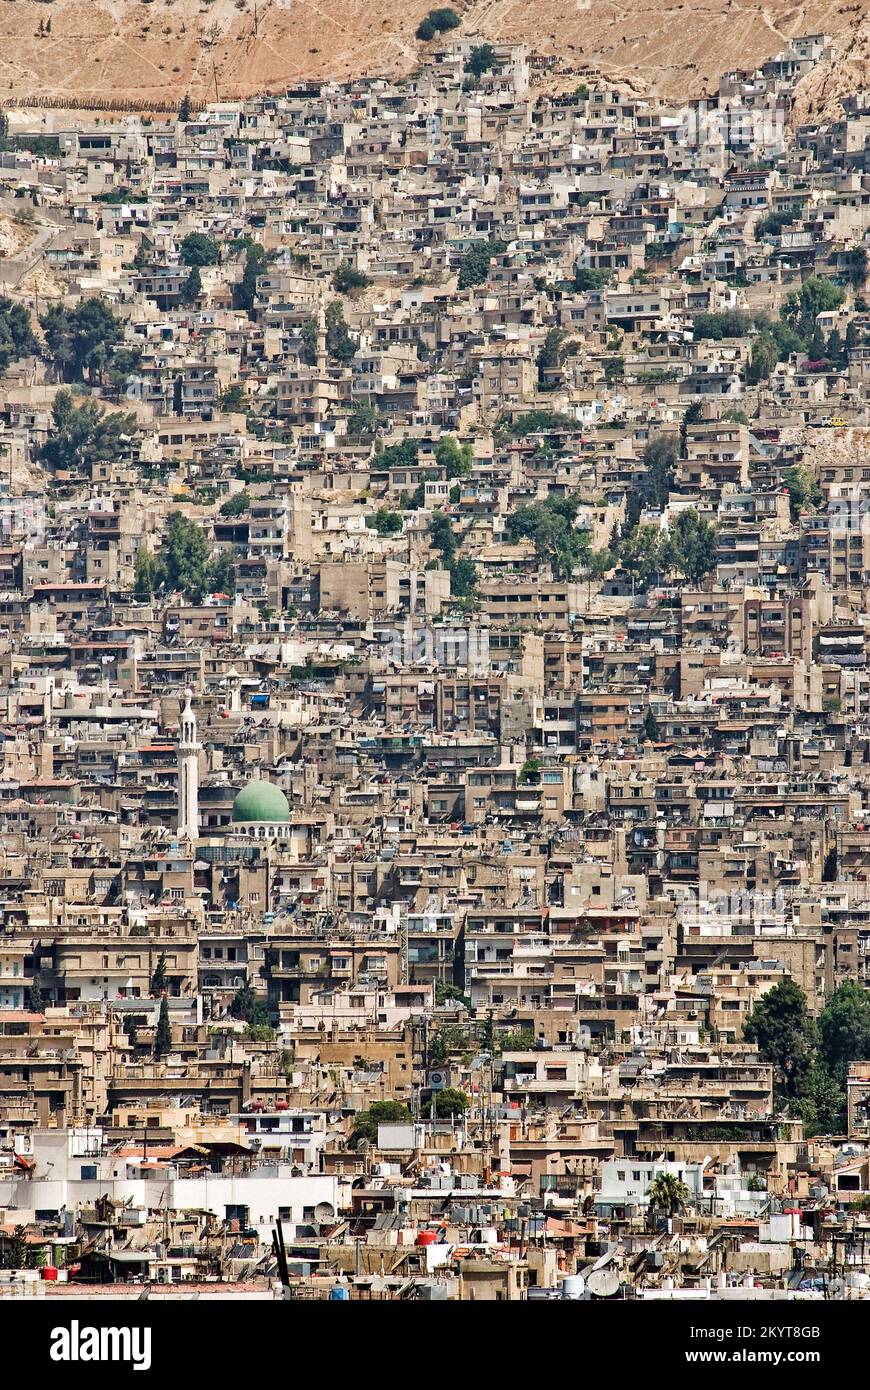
[0,0,867,109]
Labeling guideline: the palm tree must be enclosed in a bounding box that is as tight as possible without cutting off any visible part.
[647,1171,691,1218]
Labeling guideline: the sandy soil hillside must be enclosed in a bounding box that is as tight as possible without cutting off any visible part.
[0,0,866,109]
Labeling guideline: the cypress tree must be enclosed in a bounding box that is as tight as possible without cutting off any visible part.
[154,995,171,1061]
[150,952,167,996]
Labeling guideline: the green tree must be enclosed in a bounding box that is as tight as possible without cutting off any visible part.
[325,300,357,362]
[132,235,153,271]
[220,489,251,517]
[181,264,202,305]
[505,495,590,578]
[692,310,753,341]
[403,481,426,509]
[432,1087,468,1118]
[679,401,703,460]
[366,508,403,536]
[153,994,172,1061]
[208,548,236,597]
[429,1029,451,1064]
[245,1023,275,1042]
[585,547,613,582]
[300,317,318,364]
[643,436,676,508]
[134,547,157,600]
[782,464,821,520]
[233,242,268,314]
[6,1225,27,1270]
[505,409,575,438]
[747,332,778,383]
[641,708,660,743]
[782,275,845,340]
[435,434,473,478]
[179,94,192,121]
[0,298,36,371]
[769,317,805,360]
[430,510,457,561]
[807,326,827,362]
[351,1100,412,1146]
[41,300,124,383]
[668,509,719,584]
[790,1058,845,1137]
[466,43,496,78]
[347,404,380,438]
[617,524,665,591]
[106,346,143,399]
[154,512,211,601]
[755,207,798,240]
[537,326,571,389]
[27,1240,47,1270]
[179,232,220,267]
[417,7,460,37]
[846,247,868,288]
[480,1010,496,1054]
[229,983,270,1029]
[447,555,478,601]
[818,980,870,1088]
[39,390,138,473]
[379,439,419,468]
[430,7,461,28]
[573,266,611,293]
[434,981,471,1008]
[744,978,814,1103]
[457,239,506,290]
[332,261,371,293]
[28,975,42,1012]
[150,952,168,996]
[647,1172,691,1217]
[827,328,846,369]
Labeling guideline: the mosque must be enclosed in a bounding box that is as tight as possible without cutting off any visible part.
[229,778,293,839]
[177,690,293,841]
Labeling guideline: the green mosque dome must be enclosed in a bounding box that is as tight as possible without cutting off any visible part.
[231,779,291,823]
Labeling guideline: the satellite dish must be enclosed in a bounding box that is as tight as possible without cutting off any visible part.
[314,1201,335,1223]
[587,1268,621,1299]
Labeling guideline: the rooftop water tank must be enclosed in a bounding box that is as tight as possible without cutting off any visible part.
[560,1274,586,1299]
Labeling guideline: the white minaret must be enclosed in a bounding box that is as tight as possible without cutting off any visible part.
[226,666,242,715]
[177,687,200,841]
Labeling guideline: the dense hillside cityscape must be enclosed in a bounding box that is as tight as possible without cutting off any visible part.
[0,27,868,1309]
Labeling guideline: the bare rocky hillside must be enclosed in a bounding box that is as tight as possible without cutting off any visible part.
[0,0,867,110]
